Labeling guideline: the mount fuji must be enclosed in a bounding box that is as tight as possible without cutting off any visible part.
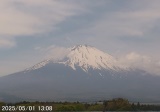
[26,45,125,73]
[0,45,160,103]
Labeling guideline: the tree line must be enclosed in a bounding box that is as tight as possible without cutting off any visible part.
[0,98,160,111]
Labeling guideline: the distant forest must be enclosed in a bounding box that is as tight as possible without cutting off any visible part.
[1,98,160,111]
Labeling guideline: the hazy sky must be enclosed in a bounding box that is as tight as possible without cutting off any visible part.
[0,0,160,76]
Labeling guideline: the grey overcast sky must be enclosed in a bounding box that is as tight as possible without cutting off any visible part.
[0,0,160,76]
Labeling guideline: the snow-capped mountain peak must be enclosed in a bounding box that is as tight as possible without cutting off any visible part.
[59,45,119,72]
[26,45,122,72]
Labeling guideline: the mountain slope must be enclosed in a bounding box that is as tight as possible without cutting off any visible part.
[0,45,160,103]
[26,45,124,73]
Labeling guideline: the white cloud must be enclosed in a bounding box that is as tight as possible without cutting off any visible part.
[89,9,160,38]
[119,52,160,75]
[0,0,86,48]
[70,0,160,40]
[34,45,69,61]
[0,38,15,48]
[126,52,150,63]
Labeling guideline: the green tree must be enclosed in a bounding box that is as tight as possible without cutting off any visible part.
[105,98,131,111]
[87,104,104,111]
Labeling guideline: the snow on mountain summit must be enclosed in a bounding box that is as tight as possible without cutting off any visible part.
[26,45,122,72]
[58,45,120,72]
